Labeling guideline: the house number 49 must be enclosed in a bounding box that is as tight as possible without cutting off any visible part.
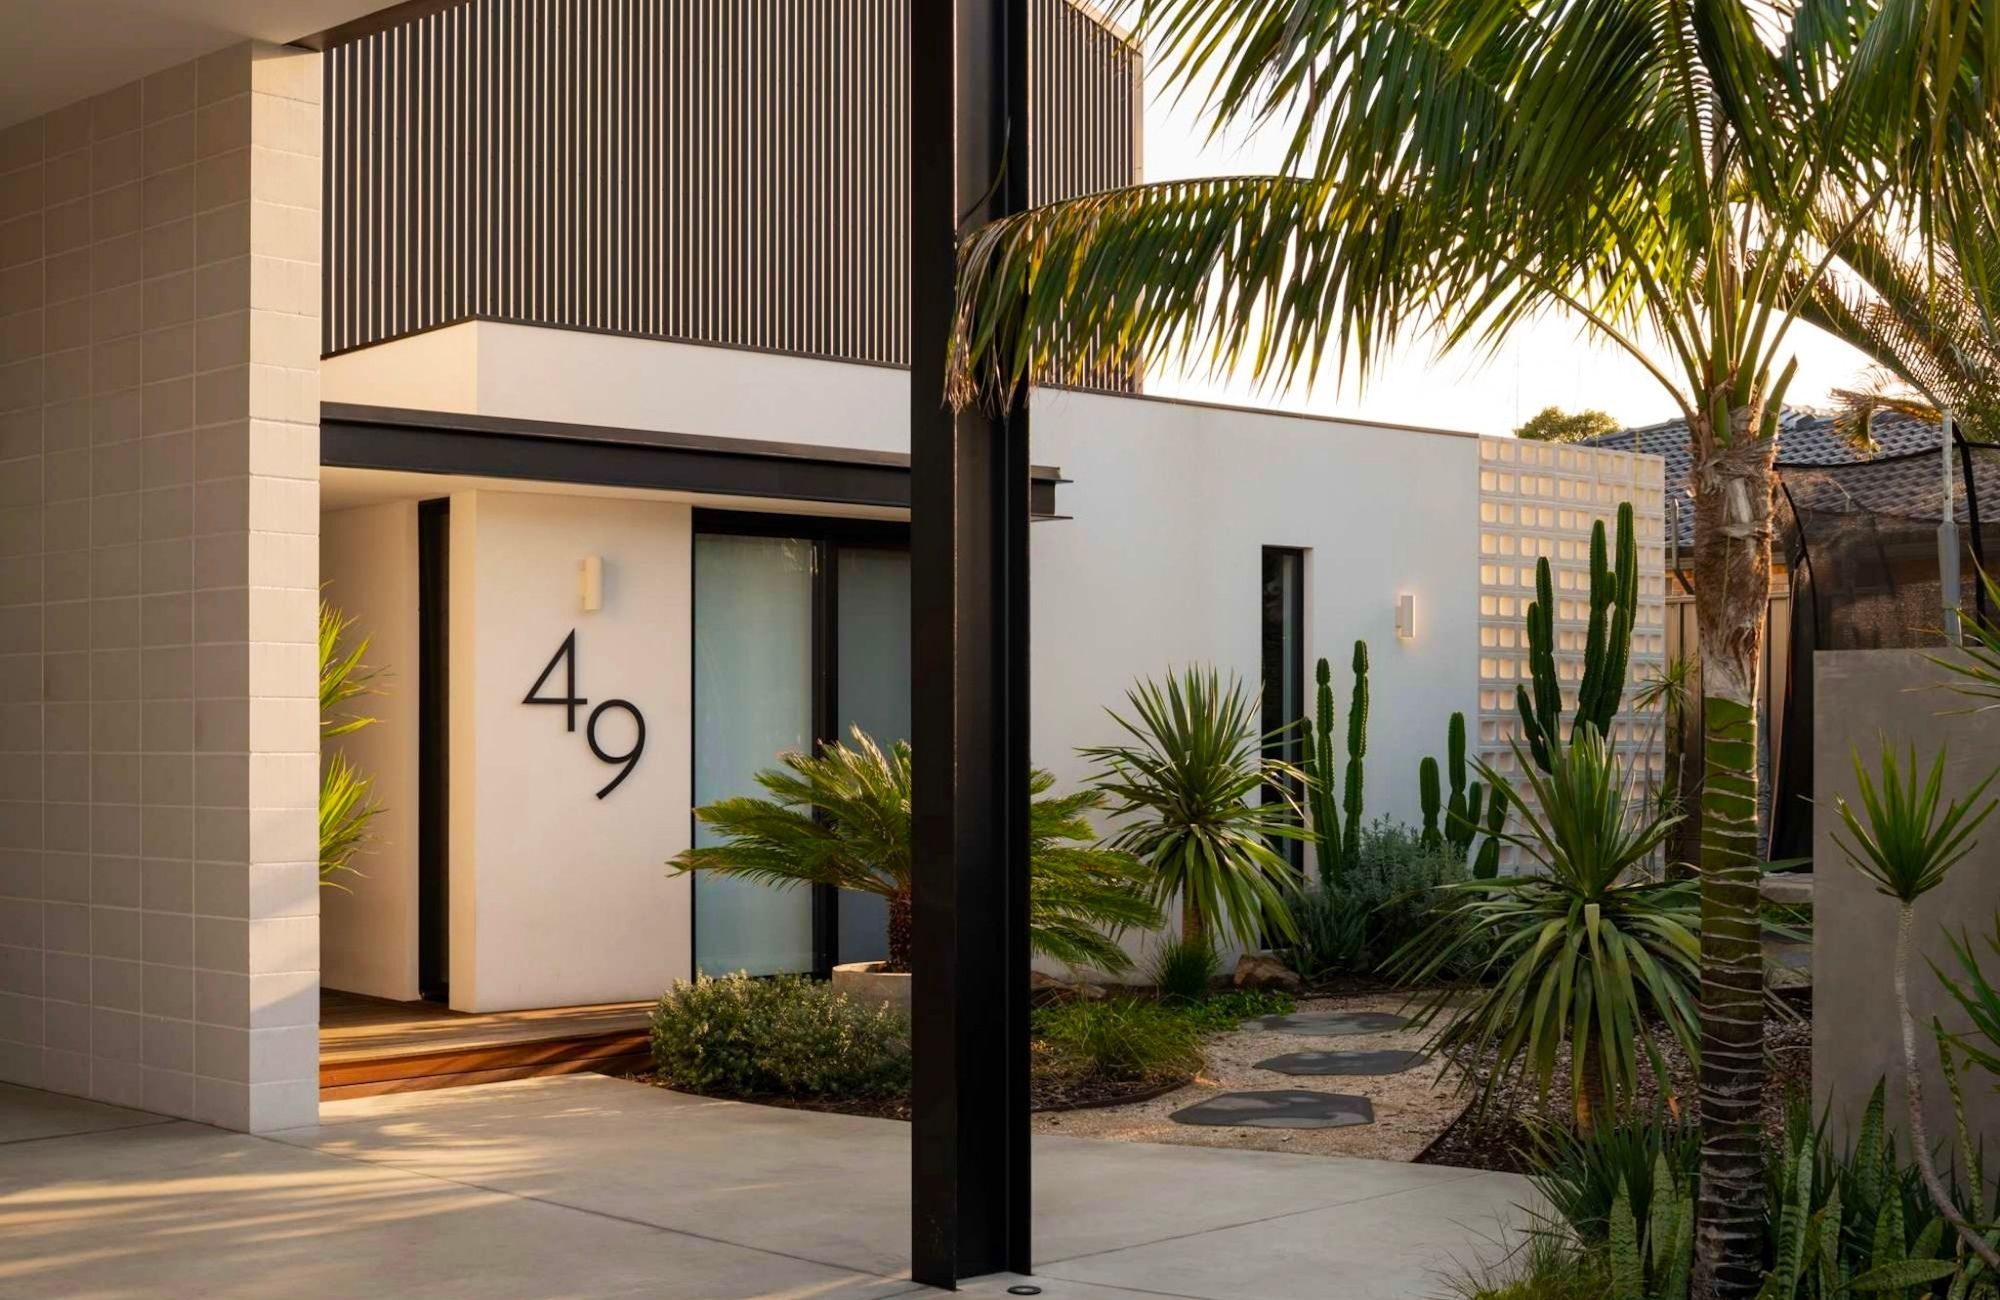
[522,630,646,798]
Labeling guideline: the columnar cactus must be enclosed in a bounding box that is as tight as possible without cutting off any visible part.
[1473,782,1508,879]
[1302,657,1344,886]
[1515,501,1637,773]
[1340,640,1369,868]
[1441,712,1485,861]
[1418,756,1442,850]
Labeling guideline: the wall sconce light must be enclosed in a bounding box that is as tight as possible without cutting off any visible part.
[580,555,604,612]
[1395,592,1416,640]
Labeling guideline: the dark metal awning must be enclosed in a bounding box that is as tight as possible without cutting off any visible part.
[319,402,1068,519]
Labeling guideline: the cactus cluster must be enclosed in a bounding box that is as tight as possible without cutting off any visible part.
[1516,500,1638,773]
[1300,640,1369,886]
[1424,710,1504,873]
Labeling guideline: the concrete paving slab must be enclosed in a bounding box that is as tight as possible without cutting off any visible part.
[0,1115,915,1300]
[4,1073,1536,1300]
[1042,1169,1543,1300]
[0,1083,171,1146]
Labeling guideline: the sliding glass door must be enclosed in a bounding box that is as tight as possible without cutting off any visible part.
[692,515,911,977]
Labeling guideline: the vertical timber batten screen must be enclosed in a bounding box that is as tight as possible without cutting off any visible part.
[323,0,1140,367]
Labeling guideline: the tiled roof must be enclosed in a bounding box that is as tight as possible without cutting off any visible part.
[1584,410,1946,546]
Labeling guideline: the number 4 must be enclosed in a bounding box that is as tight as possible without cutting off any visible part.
[523,630,588,731]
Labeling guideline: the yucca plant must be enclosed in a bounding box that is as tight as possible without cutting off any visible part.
[319,600,381,886]
[1082,666,1306,952]
[1393,725,1696,1130]
[1833,740,2000,1273]
[670,727,1161,974]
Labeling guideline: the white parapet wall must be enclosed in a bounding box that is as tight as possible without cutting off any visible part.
[1475,437,1669,871]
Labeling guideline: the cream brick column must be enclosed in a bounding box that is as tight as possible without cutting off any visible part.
[0,41,321,1132]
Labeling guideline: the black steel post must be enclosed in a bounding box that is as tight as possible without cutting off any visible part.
[909,0,1032,1287]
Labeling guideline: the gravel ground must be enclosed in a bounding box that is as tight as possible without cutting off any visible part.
[1032,992,1471,1161]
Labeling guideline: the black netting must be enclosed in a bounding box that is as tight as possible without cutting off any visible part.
[1765,438,2000,861]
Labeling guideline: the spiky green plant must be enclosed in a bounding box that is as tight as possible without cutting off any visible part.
[1518,504,1639,774]
[671,727,1162,974]
[1342,641,1369,869]
[1301,656,1345,885]
[1419,757,1444,852]
[1083,666,1306,951]
[1473,788,1507,881]
[1393,726,1694,1129]
[1833,740,2000,1273]
[1443,712,1487,862]
[319,599,381,886]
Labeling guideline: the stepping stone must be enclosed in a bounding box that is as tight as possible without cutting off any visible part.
[1169,1090,1374,1130]
[1255,1049,1428,1077]
[1239,1010,1408,1036]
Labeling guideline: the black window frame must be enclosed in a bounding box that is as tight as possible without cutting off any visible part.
[1261,546,1307,872]
[690,509,911,979]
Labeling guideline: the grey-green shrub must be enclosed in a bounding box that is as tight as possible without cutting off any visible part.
[1345,818,1470,966]
[649,974,909,1098]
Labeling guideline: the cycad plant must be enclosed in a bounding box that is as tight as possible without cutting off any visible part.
[1832,739,2000,1272]
[1393,725,1696,1131]
[320,600,381,886]
[1083,666,1305,952]
[670,727,1161,975]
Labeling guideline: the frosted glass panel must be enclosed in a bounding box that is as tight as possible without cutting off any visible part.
[693,535,815,976]
[834,547,911,965]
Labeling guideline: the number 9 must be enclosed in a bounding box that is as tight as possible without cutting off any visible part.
[585,699,645,798]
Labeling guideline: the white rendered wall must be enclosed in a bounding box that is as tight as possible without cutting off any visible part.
[448,490,693,1011]
[318,502,421,1001]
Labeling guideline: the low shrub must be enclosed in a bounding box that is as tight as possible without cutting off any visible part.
[1148,933,1221,1003]
[650,973,910,1099]
[1167,987,1294,1034]
[1345,819,1470,965]
[1286,883,1367,981]
[1525,1105,1698,1247]
[1032,998,1202,1082]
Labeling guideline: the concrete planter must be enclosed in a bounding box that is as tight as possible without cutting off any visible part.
[831,962,911,1017]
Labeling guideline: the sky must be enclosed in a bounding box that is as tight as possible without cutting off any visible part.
[1136,78,1877,437]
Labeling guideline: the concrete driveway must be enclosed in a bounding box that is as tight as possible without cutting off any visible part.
[0,1076,1539,1299]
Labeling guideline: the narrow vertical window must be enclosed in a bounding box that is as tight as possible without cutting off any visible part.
[1261,547,1306,869]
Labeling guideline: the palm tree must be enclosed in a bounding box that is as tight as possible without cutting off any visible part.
[1081,666,1305,952]
[320,600,381,886]
[939,5,1963,1289]
[671,727,1161,974]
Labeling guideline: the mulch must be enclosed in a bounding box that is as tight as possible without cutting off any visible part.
[1416,988,1815,1174]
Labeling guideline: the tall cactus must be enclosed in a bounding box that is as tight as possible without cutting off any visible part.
[1473,782,1508,879]
[1442,712,1483,860]
[1418,757,1442,850]
[1301,657,1344,886]
[1341,640,1369,868]
[1515,501,1637,773]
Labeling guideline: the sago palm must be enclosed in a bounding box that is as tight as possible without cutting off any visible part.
[940,4,1966,1288]
[671,727,1160,974]
[1082,666,1305,952]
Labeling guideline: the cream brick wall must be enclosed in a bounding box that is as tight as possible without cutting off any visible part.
[1475,437,1668,872]
[0,42,321,1132]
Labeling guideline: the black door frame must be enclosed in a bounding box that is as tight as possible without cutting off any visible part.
[1262,546,1308,872]
[416,498,451,1001]
[689,510,911,979]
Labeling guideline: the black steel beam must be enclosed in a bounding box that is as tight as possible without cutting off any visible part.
[319,403,1067,517]
[909,0,1032,1287]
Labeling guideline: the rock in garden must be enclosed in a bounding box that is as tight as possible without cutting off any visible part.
[1233,953,1303,992]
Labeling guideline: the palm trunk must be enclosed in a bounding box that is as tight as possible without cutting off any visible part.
[1576,1036,1606,1133]
[1895,903,2000,1271]
[887,890,913,973]
[1181,896,1205,949]
[1690,420,1778,1300]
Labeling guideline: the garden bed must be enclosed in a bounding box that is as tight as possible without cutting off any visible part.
[1417,989,1814,1174]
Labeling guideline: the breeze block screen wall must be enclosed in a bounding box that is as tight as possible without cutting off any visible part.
[1475,437,1668,871]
